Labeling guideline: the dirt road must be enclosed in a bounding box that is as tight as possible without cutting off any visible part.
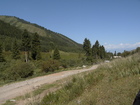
[0,65,98,104]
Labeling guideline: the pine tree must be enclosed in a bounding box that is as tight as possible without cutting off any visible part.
[92,40,100,59]
[12,40,20,59]
[92,41,106,59]
[99,45,106,59]
[83,38,92,62]
[22,30,31,62]
[31,32,41,60]
[53,48,60,60]
[0,45,5,62]
[83,38,91,56]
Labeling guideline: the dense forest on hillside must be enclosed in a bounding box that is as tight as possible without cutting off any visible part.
[0,16,82,52]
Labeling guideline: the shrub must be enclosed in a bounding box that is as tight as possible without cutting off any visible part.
[42,60,60,72]
[60,59,68,68]
[3,61,34,80]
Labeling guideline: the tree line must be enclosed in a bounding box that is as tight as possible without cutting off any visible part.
[114,47,140,57]
[83,38,107,63]
[0,29,61,62]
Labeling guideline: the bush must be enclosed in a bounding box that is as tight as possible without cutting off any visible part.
[42,60,60,72]
[0,62,10,72]
[3,61,34,80]
[60,59,68,68]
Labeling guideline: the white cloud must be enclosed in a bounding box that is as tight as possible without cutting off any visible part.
[104,42,140,51]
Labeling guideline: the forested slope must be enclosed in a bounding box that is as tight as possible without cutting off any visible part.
[0,15,82,52]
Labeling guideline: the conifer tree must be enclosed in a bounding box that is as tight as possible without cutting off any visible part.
[0,45,5,62]
[92,40,100,59]
[53,47,60,60]
[12,40,20,59]
[31,32,41,60]
[99,45,106,59]
[92,40,106,59]
[22,30,31,62]
[83,38,92,62]
[83,38,91,56]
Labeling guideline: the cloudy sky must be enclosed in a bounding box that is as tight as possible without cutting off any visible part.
[0,0,140,52]
[105,42,140,52]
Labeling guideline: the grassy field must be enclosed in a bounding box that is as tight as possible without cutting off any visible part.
[41,51,84,60]
[41,52,140,105]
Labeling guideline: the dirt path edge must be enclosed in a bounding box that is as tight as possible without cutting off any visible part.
[0,65,98,104]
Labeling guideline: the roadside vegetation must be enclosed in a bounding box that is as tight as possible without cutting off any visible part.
[41,52,140,105]
[0,51,86,85]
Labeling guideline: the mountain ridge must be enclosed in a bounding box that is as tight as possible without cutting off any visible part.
[0,15,82,52]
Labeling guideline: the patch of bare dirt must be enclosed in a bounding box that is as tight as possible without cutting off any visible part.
[0,65,98,104]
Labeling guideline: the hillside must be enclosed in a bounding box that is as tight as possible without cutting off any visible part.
[0,15,82,52]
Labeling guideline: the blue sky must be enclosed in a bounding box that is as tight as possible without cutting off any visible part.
[0,0,140,52]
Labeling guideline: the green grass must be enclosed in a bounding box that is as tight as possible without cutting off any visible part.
[68,75,139,105]
[41,51,84,60]
[0,51,86,86]
[41,53,140,105]
[41,68,104,105]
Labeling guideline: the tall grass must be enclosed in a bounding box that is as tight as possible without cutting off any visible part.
[99,52,140,81]
[41,69,104,105]
[41,53,140,105]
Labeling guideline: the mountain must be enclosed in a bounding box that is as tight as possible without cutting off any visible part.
[0,15,82,52]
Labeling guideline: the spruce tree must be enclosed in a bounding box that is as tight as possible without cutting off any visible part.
[92,40,106,59]
[53,48,60,60]
[22,30,31,62]
[0,45,5,62]
[99,45,106,59]
[12,40,20,59]
[92,40,100,59]
[83,38,91,56]
[83,38,92,62]
[31,32,41,60]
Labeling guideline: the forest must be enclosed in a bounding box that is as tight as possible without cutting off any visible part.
[0,16,82,52]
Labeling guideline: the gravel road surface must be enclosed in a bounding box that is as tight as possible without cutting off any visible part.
[0,65,98,104]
